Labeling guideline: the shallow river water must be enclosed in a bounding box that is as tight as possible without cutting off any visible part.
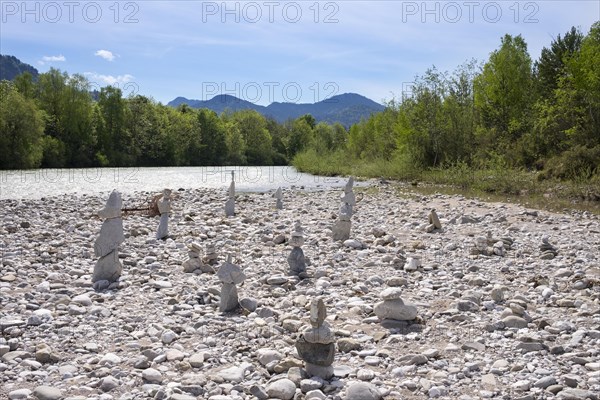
[0,166,353,199]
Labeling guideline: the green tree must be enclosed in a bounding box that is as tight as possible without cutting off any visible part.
[61,74,95,166]
[265,117,288,164]
[474,34,534,157]
[330,123,347,151]
[127,96,175,166]
[34,69,96,166]
[230,110,272,165]
[299,114,316,129]
[97,86,131,166]
[224,120,247,165]
[530,22,600,176]
[397,68,447,166]
[312,122,334,154]
[171,105,202,166]
[198,109,227,165]
[14,72,37,99]
[442,60,478,163]
[348,107,399,161]
[561,22,600,148]
[40,136,66,168]
[0,81,44,169]
[535,27,583,99]
[287,116,314,157]
[37,68,67,142]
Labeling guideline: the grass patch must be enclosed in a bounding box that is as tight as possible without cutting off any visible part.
[292,151,600,214]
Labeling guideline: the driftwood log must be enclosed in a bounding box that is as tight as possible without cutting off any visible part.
[121,191,179,217]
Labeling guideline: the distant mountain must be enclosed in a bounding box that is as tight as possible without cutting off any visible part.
[169,94,265,114]
[0,55,39,81]
[168,93,385,126]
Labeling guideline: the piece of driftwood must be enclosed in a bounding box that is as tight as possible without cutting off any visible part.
[118,190,179,217]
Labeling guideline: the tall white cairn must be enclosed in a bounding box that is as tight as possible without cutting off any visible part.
[225,171,235,217]
[332,177,355,241]
[156,188,172,240]
[92,190,124,286]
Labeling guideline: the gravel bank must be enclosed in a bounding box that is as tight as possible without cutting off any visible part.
[1,184,599,400]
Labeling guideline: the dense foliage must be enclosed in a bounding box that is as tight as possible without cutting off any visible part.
[295,23,600,182]
[1,69,346,169]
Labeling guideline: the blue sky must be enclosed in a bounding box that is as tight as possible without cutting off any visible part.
[1,1,598,105]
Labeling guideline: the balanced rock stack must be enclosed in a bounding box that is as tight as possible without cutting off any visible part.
[225,171,235,217]
[499,298,532,329]
[340,176,356,216]
[182,242,215,273]
[332,177,355,241]
[425,209,442,232]
[471,234,513,256]
[274,187,283,210]
[183,242,202,273]
[471,236,489,255]
[92,190,124,289]
[295,297,336,379]
[540,235,558,260]
[204,243,219,265]
[374,288,418,329]
[156,189,171,240]
[287,221,307,278]
[217,255,246,312]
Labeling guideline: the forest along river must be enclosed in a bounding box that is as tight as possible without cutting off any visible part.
[0,166,362,200]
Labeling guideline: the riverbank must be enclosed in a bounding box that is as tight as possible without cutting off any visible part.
[1,186,599,399]
[292,152,600,215]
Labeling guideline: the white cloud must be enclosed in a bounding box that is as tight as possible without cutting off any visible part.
[95,50,116,61]
[40,55,66,64]
[84,72,134,86]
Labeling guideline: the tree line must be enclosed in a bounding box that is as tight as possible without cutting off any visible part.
[0,70,347,169]
[296,23,600,181]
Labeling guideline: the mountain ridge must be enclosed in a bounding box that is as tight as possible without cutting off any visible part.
[0,54,39,81]
[168,92,385,126]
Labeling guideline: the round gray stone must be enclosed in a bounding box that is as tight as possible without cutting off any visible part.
[142,367,163,383]
[8,389,32,400]
[502,315,528,329]
[346,382,381,400]
[374,299,417,320]
[33,386,62,400]
[266,378,297,400]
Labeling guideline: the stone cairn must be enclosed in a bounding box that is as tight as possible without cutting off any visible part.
[470,233,513,257]
[182,242,215,274]
[156,189,171,240]
[92,190,124,289]
[274,187,283,210]
[225,171,235,217]
[287,221,307,278]
[539,235,558,260]
[295,297,335,379]
[425,209,442,233]
[217,254,246,312]
[374,288,418,329]
[332,177,355,241]
[204,243,219,265]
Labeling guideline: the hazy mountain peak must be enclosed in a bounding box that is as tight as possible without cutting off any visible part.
[168,92,384,126]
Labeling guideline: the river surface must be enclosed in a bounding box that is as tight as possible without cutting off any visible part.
[0,166,355,199]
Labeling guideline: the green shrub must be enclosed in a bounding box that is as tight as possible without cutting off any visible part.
[545,145,600,179]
